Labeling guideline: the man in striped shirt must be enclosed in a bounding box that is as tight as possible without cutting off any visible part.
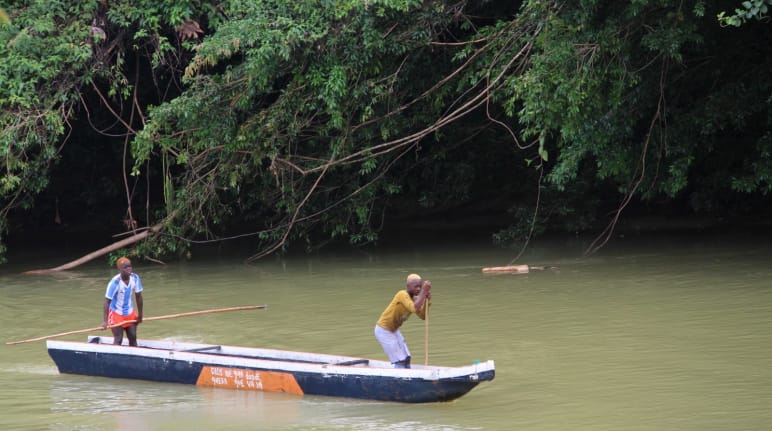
[101,257,144,346]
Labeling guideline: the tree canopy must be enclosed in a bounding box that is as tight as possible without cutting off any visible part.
[1,0,770,264]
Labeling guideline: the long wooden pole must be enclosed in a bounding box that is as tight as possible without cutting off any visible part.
[423,301,429,365]
[5,304,267,345]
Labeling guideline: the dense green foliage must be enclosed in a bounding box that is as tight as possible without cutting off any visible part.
[718,0,771,26]
[1,0,770,263]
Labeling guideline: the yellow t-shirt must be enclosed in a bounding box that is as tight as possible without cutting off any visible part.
[376,290,428,332]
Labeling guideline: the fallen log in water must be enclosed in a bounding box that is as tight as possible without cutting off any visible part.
[481,265,530,274]
[22,222,166,275]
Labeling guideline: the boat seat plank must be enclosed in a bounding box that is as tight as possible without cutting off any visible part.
[179,345,222,353]
[163,346,334,365]
[333,359,369,366]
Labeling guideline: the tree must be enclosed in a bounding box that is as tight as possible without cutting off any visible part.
[0,0,219,264]
[2,0,770,266]
[137,0,770,258]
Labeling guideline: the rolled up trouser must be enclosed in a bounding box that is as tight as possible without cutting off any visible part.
[374,324,410,364]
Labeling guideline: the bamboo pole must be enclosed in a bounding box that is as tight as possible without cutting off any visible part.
[423,301,429,366]
[5,304,267,345]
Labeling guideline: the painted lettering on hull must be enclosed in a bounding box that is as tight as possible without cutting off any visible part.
[196,366,303,395]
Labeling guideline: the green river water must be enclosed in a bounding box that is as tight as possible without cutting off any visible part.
[1,228,771,430]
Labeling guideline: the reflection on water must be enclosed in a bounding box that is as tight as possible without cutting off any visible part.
[1,229,772,430]
[49,377,305,430]
[47,375,475,431]
[50,377,199,415]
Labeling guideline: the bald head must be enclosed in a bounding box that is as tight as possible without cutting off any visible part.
[406,273,422,284]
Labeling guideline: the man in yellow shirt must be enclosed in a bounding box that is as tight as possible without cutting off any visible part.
[374,273,432,368]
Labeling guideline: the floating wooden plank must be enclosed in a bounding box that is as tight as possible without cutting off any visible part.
[481,265,529,274]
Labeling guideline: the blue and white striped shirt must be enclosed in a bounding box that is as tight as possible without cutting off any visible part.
[105,273,143,315]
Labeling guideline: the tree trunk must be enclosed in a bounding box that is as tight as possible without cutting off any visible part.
[22,225,161,274]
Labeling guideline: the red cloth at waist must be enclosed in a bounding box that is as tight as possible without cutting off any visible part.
[108,309,138,329]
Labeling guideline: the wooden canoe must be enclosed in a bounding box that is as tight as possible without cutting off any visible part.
[46,337,495,403]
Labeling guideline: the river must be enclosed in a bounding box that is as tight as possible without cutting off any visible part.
[1,227,771,430]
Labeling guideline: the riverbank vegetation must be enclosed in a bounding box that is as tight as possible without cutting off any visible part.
[1,1,769,265]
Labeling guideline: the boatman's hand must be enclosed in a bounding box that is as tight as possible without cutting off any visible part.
[101,321,108,330]
[422,280,431,299]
